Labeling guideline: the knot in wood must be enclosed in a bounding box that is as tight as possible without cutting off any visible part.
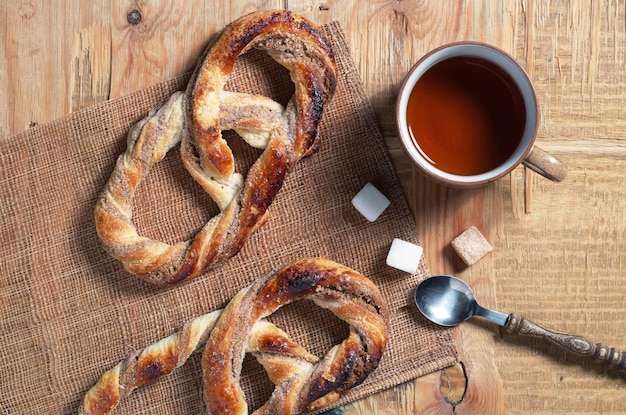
[127,9,142,25]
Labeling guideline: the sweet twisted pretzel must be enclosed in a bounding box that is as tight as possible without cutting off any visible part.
[78,258,388,415]
[94,10,337,285]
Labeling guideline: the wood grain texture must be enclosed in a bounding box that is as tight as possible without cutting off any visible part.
[2,1,626,414]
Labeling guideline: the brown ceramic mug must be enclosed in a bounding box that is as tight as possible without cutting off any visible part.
[396,42,566,187]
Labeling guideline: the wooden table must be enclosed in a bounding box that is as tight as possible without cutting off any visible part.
[2,1,625,413]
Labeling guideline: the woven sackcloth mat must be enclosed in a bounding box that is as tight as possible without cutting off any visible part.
[0,22,458,414]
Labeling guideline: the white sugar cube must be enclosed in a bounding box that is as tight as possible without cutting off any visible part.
[386,238,424,274]
[351,183,391,222]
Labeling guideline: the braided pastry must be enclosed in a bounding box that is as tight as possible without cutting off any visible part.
[94,10,337,285]
[78,258,388,415]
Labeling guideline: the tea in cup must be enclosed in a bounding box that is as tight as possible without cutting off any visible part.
[396,42,566,187]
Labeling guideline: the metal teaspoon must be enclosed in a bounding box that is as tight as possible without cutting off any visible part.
[414,275,626,370]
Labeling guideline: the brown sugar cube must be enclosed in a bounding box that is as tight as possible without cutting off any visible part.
[451,226,493,266]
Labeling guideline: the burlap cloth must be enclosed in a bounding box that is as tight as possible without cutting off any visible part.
[0,22,458,414]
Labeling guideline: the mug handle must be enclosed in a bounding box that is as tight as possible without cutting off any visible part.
[522,145,567,182]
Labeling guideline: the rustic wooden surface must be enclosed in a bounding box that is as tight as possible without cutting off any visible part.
[2,1,626,414]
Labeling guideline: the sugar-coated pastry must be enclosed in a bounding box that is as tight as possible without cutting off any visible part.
[94,10,337,285]
[78,258,388,415]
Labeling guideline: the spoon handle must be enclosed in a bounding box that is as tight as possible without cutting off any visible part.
[505,313,626,370]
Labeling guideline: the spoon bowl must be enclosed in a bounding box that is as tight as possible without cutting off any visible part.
[414,275,507,327]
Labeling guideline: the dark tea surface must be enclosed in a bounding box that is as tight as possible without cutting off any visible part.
[407,56,526,175]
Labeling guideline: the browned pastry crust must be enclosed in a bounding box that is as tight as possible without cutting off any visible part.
[78,258,388,415]
[94,10,337,285]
